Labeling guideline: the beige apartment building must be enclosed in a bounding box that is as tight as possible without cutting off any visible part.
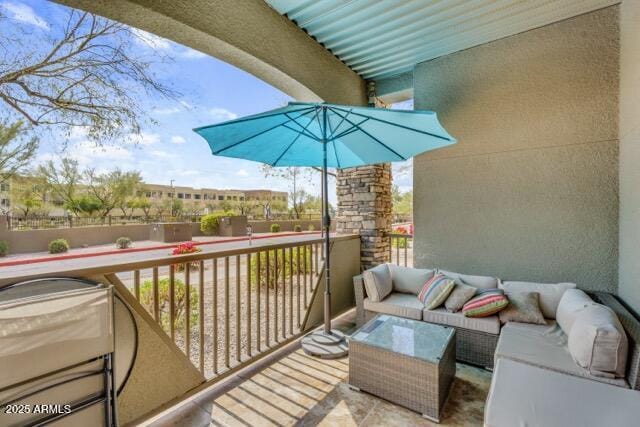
[2,176,288,217]
[139,183,287,215]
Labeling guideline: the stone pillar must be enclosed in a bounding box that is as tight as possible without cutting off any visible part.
[336,164,392,270]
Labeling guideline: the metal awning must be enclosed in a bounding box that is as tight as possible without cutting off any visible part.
[265,0,618,80]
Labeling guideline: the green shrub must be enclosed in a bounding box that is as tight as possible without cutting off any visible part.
[293,224,302,232]
[0,241,8,257]
[270,223,281,233]
[138,278,198,332]
[391,236,411,249]
[307,224,316,232]
[200,212,229,235]
[48,238,69,254]
[250,247,312,288]
[116,237,132,249]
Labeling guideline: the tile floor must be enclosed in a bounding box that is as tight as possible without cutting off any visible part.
[147,345,492,427]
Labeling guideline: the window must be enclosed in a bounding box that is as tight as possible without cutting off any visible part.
[240,196,244,201]
[178,193,184,199]
[146,192,152,198]
[167,192,174,198]
[0,183,9,192]
[0,198,9,207]
[194,194,201,200]
[232,196,237,200]
[226,195,231,200]
[218,195,224,201]
[185,193,192,199]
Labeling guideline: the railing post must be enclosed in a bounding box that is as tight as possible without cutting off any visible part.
[108,215,112,226]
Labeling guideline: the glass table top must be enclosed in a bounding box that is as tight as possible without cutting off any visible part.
[350,315,455,363]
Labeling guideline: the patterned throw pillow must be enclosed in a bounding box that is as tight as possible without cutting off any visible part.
[462,289,509,317]
[418,274,455,310]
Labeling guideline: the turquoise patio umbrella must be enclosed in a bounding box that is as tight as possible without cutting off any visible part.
[194,102,456,357]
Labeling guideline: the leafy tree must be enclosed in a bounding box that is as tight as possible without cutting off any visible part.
[11,176,47,217]
[260,166,310,219]
[67,193,103,216]
[85,169,142,217]
[0,10,177,143]
[392,185,413,219]
[170,198,183,216]
[0,121,38,185]
[36,158,83,212]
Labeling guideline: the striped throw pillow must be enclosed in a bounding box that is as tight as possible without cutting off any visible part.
[462,289,509,317]
[418,274,455,310]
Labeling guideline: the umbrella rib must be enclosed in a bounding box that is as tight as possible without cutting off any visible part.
[282,111,322,141]
[330,106,453,141]
[330,108,406,161]
[331,139,341,169]
[215,109,316,155]
[329,118,369,141]
[194,106,315,131]
[272,109,320,166]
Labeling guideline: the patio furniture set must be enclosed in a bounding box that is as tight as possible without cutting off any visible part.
[350,264,640,425]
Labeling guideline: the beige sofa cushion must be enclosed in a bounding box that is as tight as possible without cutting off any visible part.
[362,264,392,302]
[444,282,477,312]
[568,304,628,378]
[438,270,498,290]
[499,281,576,319]
[557,289,597,334]
[495,322,627,387]
[423,308,500,334]
[388,264,434,295]
[485,358,639,427]
[363,293,423,320]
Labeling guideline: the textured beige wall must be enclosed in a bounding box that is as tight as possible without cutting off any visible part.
[619,0,640,313]
[56,0,366,105]
[413,7,619,292]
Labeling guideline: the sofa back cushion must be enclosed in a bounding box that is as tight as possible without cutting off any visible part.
[439,270,498,290]
[388,264,435,295]
[568,304,628,378]
[557,289,598,334]
[362,264,393,303]
[499,281,576,319]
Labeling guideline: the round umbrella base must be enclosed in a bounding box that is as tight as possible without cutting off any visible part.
[301,330,348,359]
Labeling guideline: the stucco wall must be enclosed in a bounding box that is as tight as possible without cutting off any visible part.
[413,7,619,292]
[619,0,640,314]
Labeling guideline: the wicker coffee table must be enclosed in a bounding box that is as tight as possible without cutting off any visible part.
[349,314,456,422]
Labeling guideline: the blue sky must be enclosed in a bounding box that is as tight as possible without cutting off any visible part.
[1,0,413,204]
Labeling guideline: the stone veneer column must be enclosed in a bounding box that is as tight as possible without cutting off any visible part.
[336,164,392,270]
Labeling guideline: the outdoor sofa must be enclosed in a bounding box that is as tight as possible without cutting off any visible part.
[353,265,640,426]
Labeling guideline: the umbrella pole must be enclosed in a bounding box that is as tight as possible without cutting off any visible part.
[322,147,331,335]
[301,106,347,358]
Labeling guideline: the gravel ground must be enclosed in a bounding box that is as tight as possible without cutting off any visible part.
[117,252,319,379]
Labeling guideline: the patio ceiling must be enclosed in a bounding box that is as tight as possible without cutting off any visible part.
[265,0,619,80]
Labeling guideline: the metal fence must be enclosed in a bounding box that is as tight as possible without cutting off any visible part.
[389,233,413,267]
[6,213,322,230]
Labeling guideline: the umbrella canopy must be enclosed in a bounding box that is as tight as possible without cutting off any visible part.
[193,102,456,168]
[194,101,456,356]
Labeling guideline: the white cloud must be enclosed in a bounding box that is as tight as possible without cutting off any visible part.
[131,28,172,50]
[236,169,249,177]
[125,132,160,146]
[170,135,186,144]
[181,47,207,59]
[150,150,173,159]
[178,170,200,176]
[70,141,133,164]
[209,108,238,123]
[1,2,49,29]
